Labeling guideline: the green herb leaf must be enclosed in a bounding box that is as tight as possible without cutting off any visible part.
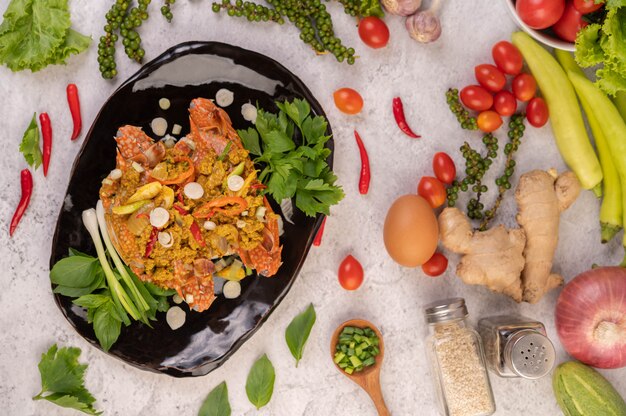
[301,115,329,145]
[68,248,93,258]
[19,113,42,168]
[53,268,105,298]
[0,0,90,72]
[285,303,316,367]
[245,354,275,409]
[50,255,99,288]
[296,176,345,217]
[93,300,122,352]
[73,294,110,309]
[276,98,310,128]
[198,381,231,416]
[238,128,262,156]
[359,0,385,17]
[33,344,101,415]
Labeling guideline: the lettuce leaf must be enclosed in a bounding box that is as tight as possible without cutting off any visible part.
[575,2,626,96]
[0,0,90,72]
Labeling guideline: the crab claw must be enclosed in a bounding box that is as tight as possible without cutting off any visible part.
[172,259,216,312]
[239,197,283,277]
[115,125,165,168]
[188,98,242,156]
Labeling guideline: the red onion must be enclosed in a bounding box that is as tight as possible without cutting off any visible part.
[555,267,626,369]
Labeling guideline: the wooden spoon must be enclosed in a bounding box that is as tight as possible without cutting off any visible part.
[330,319,390,416]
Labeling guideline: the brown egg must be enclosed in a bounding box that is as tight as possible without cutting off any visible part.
[383,194,439,267]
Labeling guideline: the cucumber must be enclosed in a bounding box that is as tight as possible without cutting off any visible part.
[511,32,603,193]
[553,361,626,416]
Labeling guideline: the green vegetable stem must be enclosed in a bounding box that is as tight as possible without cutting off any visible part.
[512,32,603,195]
[566,69,626,265]
[556,49,623,242]
[245,354,275,409]
[285,303,316,366]
[198,381,231,416]
[33,344,101,415]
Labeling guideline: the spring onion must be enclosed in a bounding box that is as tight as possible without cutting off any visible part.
[333,326,380,374]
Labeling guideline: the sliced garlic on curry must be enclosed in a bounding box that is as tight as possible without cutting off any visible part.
[151,117,168,137]
[227,175,244,191]
[109,169,122,180]
[184,182,204,200]
[203,220,217,231]
[158,231,173,248]
[150,207,170,228]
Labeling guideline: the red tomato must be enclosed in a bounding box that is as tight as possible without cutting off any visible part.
[573,0,603,14]
[475,64,506,93]
[477,111,503,133]
[418,177,446,209]
[512,73,537,102]
[358,17,390,49]
[515,0,565,29]
[493,90,518,116]
[553,1,588,42]
[333,88,363,115]
[460,85,493,111]
[422,252,448,277]
[526,97,550,127]
[338,255,364,290]
[492,41,524,75]
[432,152,456,185]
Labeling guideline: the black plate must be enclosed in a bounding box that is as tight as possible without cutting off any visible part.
[49,42,330,377]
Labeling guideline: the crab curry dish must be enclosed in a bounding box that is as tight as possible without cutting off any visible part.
[99,98,282,312]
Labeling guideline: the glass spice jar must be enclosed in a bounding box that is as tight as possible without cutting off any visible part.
[424,298,496,416]
[478,315,556,379]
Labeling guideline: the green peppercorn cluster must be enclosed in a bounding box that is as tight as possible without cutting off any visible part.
[337,0,360,16]
[98,0,174,79]
[445,89,528,229]
[161,0,176,21]
[446,88,478,130]
[212,0,356,64]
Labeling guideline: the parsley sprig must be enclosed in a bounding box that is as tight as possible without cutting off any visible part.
[33,344,101,415]
[238,99,344,217]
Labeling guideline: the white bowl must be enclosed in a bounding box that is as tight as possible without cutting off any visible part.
[503,0,575,51]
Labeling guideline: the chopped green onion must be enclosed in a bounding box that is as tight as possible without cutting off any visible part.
[333,325,380,375]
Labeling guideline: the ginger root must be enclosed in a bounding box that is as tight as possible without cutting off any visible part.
[439,169,581,303]
[516,169,581,303]
[439,207,526,301]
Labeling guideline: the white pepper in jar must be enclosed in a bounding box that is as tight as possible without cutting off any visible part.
[425,298,495,416]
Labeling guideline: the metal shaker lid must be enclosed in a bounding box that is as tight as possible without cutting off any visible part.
[505,330,556,379]
[424,298,468,324]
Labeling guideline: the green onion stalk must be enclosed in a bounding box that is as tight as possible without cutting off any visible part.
[82,208,140,322]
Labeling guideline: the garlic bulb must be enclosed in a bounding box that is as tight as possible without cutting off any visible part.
[382,0,421,16]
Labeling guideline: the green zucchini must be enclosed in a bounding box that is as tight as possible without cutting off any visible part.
[511,32,602,194]
[553,361,626,416]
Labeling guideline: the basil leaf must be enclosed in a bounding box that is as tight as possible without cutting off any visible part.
[72,294,110,309]
[50,256,99,288]
[68,248,93,258]
[93,300,121,352]
[285,303,316,367]
[245,354,275,409]
[198,381,231,416]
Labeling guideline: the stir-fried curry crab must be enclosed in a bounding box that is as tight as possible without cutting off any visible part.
[99,98,282,312]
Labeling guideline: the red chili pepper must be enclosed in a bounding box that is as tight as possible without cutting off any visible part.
[67,84,82,140]
[313,216,326,247]
[9,169,33,237]
[177,190,184,204]
[39,113,52,177]
[190,221,206,247]
[144,226,159,257]
[251,183,267,190]
[173,204,189,215]
[354,130,370,195]
[392,97,421,138]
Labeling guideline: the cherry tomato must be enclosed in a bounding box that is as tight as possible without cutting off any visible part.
[553,1,588,42]
[492,41,524,75]
[460,85,493,111]
[358,17,390,49]
[515,0,565,29]
[422,252,448,277]
[493,90,518,116]
[526,97,549,127]
[338,254,364,290]
[512,73,537,102]
[333,88,363,115]
[418,177,446,209]
[475,64,506,93]
[573,0,603,14]
[432,152,456,185]
[477,111,503,133]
